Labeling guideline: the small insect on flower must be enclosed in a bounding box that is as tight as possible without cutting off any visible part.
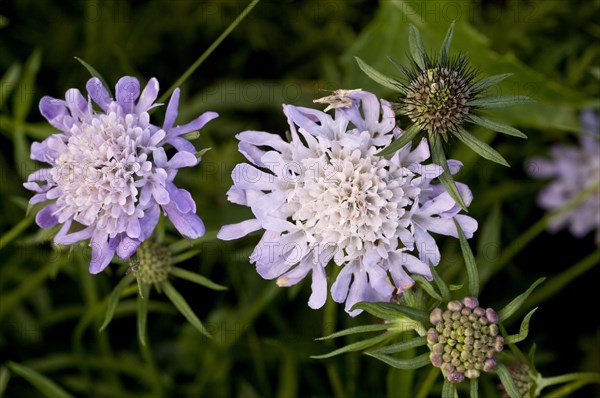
[24,76,218,274]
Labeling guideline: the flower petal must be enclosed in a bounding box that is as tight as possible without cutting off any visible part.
[86,77,112,111]
[218,219,263,240]
[115,76,140,114]
[136,77,159,114]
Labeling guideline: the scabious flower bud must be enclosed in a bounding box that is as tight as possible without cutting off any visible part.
[427,296,504,383]
[135,240,172,285]
[498,363,534,398]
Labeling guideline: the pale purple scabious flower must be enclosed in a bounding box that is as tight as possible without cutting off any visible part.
[218,90,477,315]
[24,76,218,273]
[526,110,600,244]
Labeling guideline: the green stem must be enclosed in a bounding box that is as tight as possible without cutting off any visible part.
[156,0,262,104]
[482,180,600,283]
[323,265,345,398]
[0,217,32,250]
[541,372,600,388]
[415,367,440,398]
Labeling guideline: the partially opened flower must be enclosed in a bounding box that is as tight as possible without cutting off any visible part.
[24,76,218,273]
[218,90,476,315]
[526,110,600,244]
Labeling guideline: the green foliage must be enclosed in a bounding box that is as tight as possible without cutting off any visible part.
[1,0,599,397]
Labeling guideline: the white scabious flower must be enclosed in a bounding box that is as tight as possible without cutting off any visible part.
[218,90,477,315]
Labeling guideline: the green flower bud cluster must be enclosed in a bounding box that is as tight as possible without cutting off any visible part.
[136,240,172,285]
[427,296,504,383]
[405,66,471,135]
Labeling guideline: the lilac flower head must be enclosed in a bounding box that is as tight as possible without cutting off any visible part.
[24,76,218,273]
[526,110,600,244]
[218,90,477,315]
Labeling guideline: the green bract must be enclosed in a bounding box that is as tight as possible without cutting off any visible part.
[356,22,532,210]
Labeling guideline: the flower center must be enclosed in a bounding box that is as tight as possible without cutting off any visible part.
[290,145,412,255]
[405,67,471,134]
[51,111,161,234]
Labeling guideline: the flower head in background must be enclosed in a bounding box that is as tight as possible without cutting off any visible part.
[218,90,476,315]
[526,110,600,244]
[24,76,218,273]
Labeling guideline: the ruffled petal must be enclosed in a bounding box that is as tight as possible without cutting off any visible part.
[136,77,159,114]
[86,77,112,111]
[89,231,115,274]
[115,76,140,114]
[35,204,59,228]
[218,219,263,240]
[163,202,205,239]
[39,96,68,130]
[168,111,218,138]
[163,88,180,130]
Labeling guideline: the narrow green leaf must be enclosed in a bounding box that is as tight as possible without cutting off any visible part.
[7,362,75,398]
[496,363,522,398]
[442,378,458,398]
[454,219,480,297]
[376,124,421,156]
[311,332,391,359]
[440,21,455,62]
[170,267,228,291]
[316,323,390,340]
[14,49,41,122]
[352,302,428,323]
[99,274,135,332]
[74,57,112,98]
[161,280,211,337]
[470,378,479,398]
[449,284,463,291]
[413,275,442,301]
[0,366,10,398]
[0,63,21,108]
[430,263,450,302]
[468,114,527,138]
[137,284,150,347]
[471,73,513,93]
[408,25,426,70]
[430,133,468,210]
[498,278,545,322]
[505,308,537,344]
[468,96,533,109]
[354,57,402,93]
[367,352,430,370]
[454,126,510,167]
[368,336,427,355]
